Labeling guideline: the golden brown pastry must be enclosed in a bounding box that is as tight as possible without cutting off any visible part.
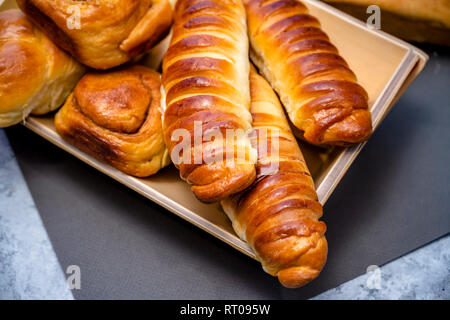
[244,0,372,146]
[54,65,170,177]
[17,0,173,69]
[323,0,450,46]
[161,0,256,203]
[0,9,84,128]
[221,68,327,288]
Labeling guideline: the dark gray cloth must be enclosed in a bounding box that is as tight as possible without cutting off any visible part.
[6,43,450,299]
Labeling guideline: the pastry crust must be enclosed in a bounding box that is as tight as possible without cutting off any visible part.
[245,0,372,146]
[162,0,256,203]
[0,9,85,128]
[17,0,173,69]
[221,67,327,288]
[54,65,170,177]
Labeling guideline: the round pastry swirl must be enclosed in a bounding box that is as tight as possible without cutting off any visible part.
[55,65,170,177]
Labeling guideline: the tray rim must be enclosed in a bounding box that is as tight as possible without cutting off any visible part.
[304,0,429,203]
[18,0,429,260]
[22,50,426,260]
[316,50,422,203]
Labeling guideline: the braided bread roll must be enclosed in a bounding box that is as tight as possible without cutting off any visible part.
[244,0,372,146]
[55,65,170,177]
[221,68,328,288]
[0,9,85,128]
[17,0,173,69]
[162,0,256,203]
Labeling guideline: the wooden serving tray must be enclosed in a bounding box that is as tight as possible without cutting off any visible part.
[3,0,428,258]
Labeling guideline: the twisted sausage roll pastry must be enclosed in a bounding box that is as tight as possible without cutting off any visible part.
[244,0,372,146]
[0,9,85,128]
[17,0,173,69]
[221,68,328,288]
[162,0,256,203]
[54,65,170,177]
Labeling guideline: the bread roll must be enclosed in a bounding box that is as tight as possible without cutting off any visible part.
[244,0,372,146]
[54,65,170,177]
[221,68,327,288]
[323,0,450,46]
[17,0,173,69]
[0,9,84,128]
[162,0,256,203]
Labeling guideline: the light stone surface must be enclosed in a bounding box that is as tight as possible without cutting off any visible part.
[0,130,73,300]
[313,234,449,300]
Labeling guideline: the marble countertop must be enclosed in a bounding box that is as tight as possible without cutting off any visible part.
[0,130,72,299]
[0,129,448,300]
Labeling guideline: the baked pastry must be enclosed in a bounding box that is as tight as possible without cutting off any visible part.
[140,31,172,70]
[323,0,450,46]
[54,65,170,177]
[0,9,84,128]
[161,0,256,203]
[221,68,327,288]
[17,0,174,69]
[244,0,372,146]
